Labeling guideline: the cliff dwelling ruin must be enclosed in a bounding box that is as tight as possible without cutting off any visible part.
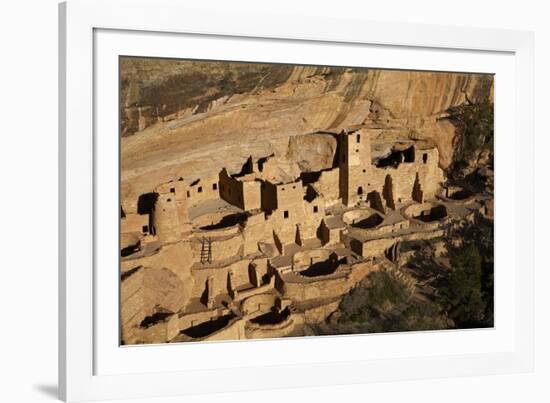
[119,59,494,344]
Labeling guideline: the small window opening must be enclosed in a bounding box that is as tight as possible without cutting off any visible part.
[357,186,363,195]
[170,187,175,193]
[423,153,428,164]
[198,186,203,193]
[186,191,190,198]
[313,206,319,213]
[212,183,218,190]
[356,134,361,143]
[167,198,171,202]
[142,225,148,234]
[283,211,289,219]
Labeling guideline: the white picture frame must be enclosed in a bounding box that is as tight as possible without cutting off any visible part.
[59,0,534,401]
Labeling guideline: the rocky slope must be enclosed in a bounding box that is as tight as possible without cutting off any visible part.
[120,58,493,213]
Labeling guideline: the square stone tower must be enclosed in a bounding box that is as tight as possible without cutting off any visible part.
[151,181,191,243]
[338,128,372,206]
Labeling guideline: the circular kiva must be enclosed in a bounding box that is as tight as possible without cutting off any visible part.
[437,185,475,203]
[403,201,448,224]
[342,208,384,229]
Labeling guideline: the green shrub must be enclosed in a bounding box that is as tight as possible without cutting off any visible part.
[446,100,494,180]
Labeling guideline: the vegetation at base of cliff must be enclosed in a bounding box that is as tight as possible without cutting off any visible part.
[441,245,486,327]
[339,271,409,325]
[400,237,443,253]
[323,270,448,335]
[443,217,494,327]
[446,99,494,184]
[319,215,494,335]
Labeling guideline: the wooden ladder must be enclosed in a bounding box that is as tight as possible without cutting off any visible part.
[200,237,212,264]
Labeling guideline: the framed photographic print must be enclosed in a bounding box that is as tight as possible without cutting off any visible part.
[59,0,534,401]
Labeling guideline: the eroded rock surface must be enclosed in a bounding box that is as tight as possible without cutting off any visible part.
[119,59,494,344]
[120,60,492,213]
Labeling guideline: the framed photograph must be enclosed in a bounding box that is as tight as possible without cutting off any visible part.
[59,0,534,401]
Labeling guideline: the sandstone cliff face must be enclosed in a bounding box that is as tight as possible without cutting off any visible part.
[120,58,493,213]
[121,58,295,137]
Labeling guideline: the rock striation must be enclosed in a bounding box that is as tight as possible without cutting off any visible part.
[120,59,492,212]
[119,58,494,344]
